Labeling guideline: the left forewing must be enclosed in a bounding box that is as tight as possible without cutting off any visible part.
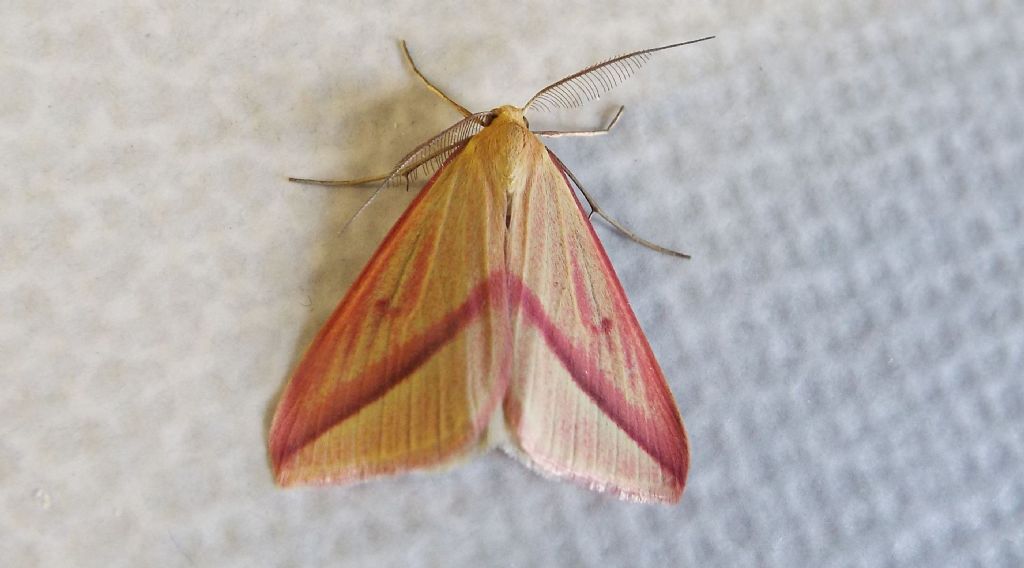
[269,145,511,486]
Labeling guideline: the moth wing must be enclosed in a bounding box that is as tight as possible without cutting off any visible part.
[504,147,688,503]
[269,147,511,486]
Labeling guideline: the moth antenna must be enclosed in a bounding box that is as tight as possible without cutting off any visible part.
[337,111,493,234]
[289,137,484,188]
[401,40,473,118]
[549,151,691,259]
[380,111,493,187]
[524,36,715,112]
[288,41,484,189]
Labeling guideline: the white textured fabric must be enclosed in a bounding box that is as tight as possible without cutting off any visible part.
[2,2,1022,567]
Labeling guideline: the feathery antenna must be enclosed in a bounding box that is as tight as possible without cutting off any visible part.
[524,36,715,112]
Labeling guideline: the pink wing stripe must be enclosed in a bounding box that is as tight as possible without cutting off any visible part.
[277,267,682,481]
[273,272,505,467]
[510,277,686,483]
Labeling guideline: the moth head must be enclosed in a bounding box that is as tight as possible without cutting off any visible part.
[488,105,529,128]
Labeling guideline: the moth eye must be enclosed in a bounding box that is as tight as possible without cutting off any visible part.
[523,116,530,128]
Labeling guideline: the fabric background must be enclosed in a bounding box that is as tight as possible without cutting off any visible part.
[2,2,1022,566]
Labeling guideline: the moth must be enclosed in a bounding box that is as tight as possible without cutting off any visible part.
[270,37,714,503]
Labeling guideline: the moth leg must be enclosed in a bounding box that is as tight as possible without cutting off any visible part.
[401,40,473,118]
[533,106,624,138]
[549,152,691,259]
[287,173,392,187]
[288,140,465,188]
